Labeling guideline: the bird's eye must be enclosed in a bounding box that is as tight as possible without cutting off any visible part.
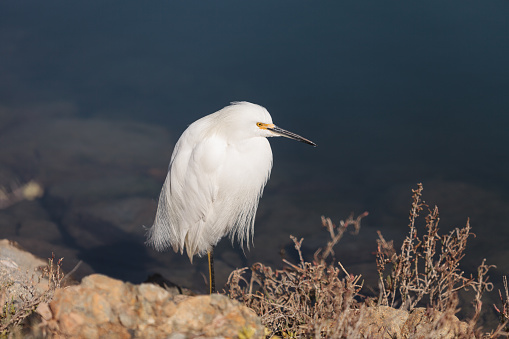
[256,122,263,127]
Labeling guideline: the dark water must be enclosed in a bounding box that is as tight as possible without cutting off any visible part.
[1,0,508,316]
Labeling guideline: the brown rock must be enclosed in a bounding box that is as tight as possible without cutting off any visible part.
[37,273,264,338]
[360,305,409,338]
[37,302,53,321]
[358,306,470,339]
[402,307,469,339]
[59,312,85,335]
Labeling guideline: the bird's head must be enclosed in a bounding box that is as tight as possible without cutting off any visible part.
[219,102,316,146]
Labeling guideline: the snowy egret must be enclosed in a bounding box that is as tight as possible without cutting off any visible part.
[146,101,316,293]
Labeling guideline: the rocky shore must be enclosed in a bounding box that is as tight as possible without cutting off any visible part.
[0,239,476,339]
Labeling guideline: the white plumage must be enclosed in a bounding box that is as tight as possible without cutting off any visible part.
[146,101,315,262]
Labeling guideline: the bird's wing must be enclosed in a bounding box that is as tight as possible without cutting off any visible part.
[169,134,226,258]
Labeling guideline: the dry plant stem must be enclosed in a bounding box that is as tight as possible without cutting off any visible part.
[290,236,305,267]
[226,213,366,337]
[317,212,367,265]
[62,260,82,284]
[0,253,64,334]
[493,276,509,335]
[376,183,495,314]
[228,184,497,338]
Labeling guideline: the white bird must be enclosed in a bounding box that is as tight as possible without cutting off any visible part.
[146,101,315,293]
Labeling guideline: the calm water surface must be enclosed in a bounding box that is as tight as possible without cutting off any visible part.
[0,1,508,298]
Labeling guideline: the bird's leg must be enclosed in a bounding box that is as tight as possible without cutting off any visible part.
[208,249,216,294]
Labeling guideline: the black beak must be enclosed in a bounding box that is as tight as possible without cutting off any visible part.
[267,125,317,147]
